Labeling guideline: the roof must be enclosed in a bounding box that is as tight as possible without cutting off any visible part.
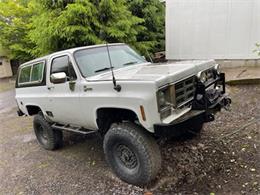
[20,43,125,67]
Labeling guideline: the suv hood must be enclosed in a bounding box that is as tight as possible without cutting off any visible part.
[87,60,216,87]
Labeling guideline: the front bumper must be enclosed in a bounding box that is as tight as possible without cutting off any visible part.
[154,73,231,137]
[154,111,209,137]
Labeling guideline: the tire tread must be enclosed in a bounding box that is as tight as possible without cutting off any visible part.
[33,114,63,150]
[104,122,161,185]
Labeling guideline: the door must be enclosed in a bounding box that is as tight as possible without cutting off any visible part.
[46,54,81,126]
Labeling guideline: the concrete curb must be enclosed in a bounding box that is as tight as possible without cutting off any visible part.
[226,78,260,85]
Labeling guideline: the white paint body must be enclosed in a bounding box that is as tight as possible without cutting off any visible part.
[166,0,260,60]
[15,44,216,133]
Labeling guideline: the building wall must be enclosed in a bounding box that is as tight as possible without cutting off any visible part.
[166,0,260,60]
[0,57,13,78]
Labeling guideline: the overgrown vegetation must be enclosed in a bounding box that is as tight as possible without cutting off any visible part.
[0,0,165,62]
[253,43,260,56]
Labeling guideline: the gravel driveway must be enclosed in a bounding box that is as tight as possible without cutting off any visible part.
[0,90,16,113]
[0,85,259,194]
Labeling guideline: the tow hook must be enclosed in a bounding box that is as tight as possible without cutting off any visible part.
[221,97,232,111]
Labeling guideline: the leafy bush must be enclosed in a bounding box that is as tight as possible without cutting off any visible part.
[0,0,165,61]
[253,43,260,56]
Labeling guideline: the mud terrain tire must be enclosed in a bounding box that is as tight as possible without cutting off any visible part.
[33,114,63,150]
[103,122,161,186]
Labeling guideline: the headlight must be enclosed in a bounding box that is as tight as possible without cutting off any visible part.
[157,86,172,110]
[214,64,221,75]
[158,91,166,106]
[197,71,207,83]
[157,87,172,119]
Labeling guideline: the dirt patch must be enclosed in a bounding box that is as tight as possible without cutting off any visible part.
[0,85,259,194]
[0,78,15,93]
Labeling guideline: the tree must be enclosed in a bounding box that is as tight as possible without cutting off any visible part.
[0,0,35,61]
[0,44,9,57]
[29,0,102,56]
[29,0,144,57]
[94,0,144,47]
[0,0,165,61]
[127,0,165,54]
[253,43,260,56]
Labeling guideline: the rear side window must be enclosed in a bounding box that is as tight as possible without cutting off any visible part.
[19,66,31,83]
[18,61,45,86]
[31,62,44,82]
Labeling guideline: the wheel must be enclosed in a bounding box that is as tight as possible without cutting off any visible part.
[103,122,161,186]
[33,114,63,150]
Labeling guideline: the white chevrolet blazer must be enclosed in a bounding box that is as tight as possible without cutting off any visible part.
[15,43,231,186]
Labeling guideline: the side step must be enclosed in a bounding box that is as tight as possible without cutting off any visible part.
[52,124,96,135]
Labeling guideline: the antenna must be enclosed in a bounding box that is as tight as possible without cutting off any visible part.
[102,0,121,92]
[145,48,154,63]
[106,43,121,92]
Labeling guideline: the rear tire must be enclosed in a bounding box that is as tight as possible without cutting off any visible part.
[33,114,63,150]
[103,122,161,186]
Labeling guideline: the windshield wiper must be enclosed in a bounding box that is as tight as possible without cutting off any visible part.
[123,61,138,66]
[95,67,114,73]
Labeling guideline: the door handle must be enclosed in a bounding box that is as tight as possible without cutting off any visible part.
[83,85,93,92]
[47,86,54,90]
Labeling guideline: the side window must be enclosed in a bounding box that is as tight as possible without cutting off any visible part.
[19,66,32,84]
[31,62,44,82]
[51,55,77,82]
[18,61,45,86]
[51,56,69,75]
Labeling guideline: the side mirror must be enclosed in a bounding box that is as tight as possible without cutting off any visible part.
[50,72,67,84]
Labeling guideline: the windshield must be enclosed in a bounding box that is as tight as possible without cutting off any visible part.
[74,44,147,77]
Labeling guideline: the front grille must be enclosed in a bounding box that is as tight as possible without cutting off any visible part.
[174,76,196,107]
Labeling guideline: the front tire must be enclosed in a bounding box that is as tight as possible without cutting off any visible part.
[103,122,161,186]
[33,114,63,150]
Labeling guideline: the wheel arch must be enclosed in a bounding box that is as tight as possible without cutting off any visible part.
[26,104,43,116]
[95,107,140,134]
